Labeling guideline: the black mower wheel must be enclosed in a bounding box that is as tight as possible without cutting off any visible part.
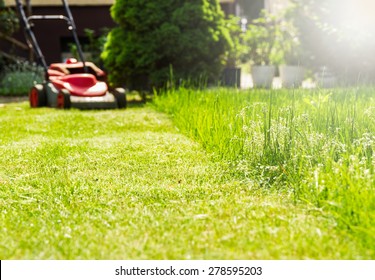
[113,88,127,109]
[29,84,47,108]
[57,89,71,109]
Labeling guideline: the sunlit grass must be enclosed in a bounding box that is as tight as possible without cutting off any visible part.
[153,87,375,258]
[0,100,371,259]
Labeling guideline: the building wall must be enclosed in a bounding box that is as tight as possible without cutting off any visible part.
[33,6,114,63]
[1,5,115,63]
[237,0,265,20]
[265,0,289,14]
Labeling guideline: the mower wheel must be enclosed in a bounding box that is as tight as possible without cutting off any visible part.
[29,84,47,107]
[57,89,71,109]
[113,88,127,109]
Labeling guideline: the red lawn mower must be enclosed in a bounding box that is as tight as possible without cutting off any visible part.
[15,0,126,109]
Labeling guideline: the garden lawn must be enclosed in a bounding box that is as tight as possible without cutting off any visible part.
[0,101,368,259]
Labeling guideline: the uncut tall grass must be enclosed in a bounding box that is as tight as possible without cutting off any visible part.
[154,87,375,253]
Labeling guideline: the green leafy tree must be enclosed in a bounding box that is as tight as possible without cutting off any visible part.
[102,0,231,90]
[0,0,20,72]
[0,0,19,36]
[243,10,284,66]
[224,16,247,67]
[289,0,375,83]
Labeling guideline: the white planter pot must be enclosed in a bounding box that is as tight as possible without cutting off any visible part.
[314,67,336,88]
[279,65,305,88]
[251,65,276,88]
[316,77,336,88]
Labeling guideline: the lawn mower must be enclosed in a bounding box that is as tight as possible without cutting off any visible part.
[15,0,126,109]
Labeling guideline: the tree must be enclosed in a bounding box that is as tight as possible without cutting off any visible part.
[102,0,231,90]
[0,0,19,36]
[0,0,20,68]
[290,0,375,84]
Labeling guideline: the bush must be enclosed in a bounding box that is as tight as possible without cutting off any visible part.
[0,0,19,36]
[102,0,231,90]
[0,62,44,96]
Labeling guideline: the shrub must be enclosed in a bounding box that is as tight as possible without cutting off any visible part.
[102,0,231,90]
[0,0,19,36]
[0,61,44,96]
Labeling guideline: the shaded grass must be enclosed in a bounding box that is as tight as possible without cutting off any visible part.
[0,101,369,259]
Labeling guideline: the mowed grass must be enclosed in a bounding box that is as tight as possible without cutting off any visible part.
[0,100,370,259]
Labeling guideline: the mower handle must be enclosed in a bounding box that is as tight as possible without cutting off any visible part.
[28,15,71,23]
[15,0,88,73]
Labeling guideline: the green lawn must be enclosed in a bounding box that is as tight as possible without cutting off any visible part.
[0,100,371,259]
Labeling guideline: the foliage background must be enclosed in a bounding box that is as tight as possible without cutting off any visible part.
[290,0,375,84]
[102,0,231,90]
[0,0,20,71]
[0,0,19,36]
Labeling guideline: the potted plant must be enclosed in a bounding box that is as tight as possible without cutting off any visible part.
[314,66,336,88]
[278,11,306,88]
[222,16,246,88]
[243,10,283,88]
[279,43,305,88]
